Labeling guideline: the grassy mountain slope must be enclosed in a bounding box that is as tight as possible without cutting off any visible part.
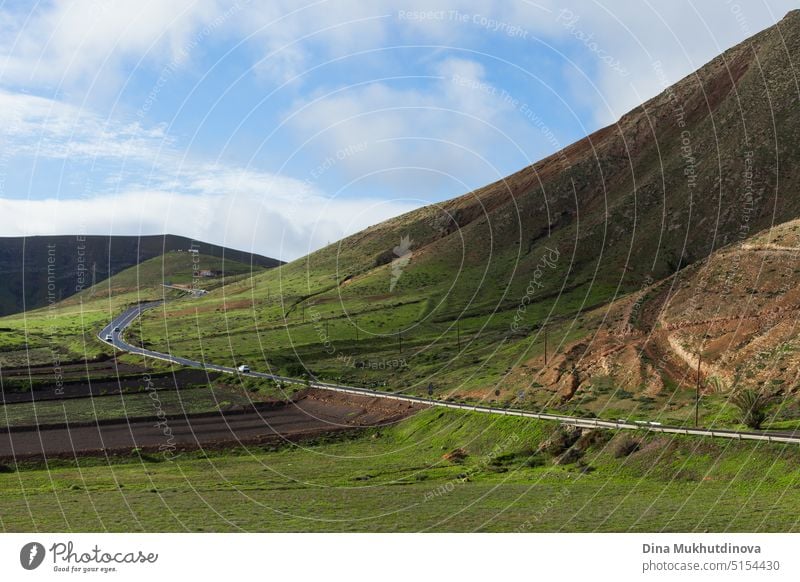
[504,217,800,428]
[0,234,282,317]
[130,11,800,426]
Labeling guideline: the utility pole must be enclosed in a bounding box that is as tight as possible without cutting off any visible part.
[398,329,403,353]
[544,326,548,366]
[302,304,305,323]
[355,319,359,342]
[695,352,702,427]
[326,319,330,338]
[457,320,461,351]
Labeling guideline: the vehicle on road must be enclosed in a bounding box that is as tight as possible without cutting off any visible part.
[113,327,121,332]
[237,364,251,373]
[105,334,114,342]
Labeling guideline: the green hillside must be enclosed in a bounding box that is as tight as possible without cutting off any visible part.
[131,11,800,419]
[0,234,282,317]
[0,251,265,367]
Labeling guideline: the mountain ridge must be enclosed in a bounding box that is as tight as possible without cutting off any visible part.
[0,234,283,316]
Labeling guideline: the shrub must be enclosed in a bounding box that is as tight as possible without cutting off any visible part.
[541,426,582,456]
[555,447,583,465]
[575,429,609,450]
[730,388,776,430]
[284,362,307,377]
[443,448,468,463]
[612,435,641,458]
[489,452,517,466]
[524,454,546,468]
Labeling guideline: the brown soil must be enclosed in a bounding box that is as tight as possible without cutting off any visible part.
[0,389,424,461]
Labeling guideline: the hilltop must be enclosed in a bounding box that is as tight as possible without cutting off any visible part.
[0,234,282,316]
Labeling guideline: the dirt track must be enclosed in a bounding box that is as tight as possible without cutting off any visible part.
[0,390,423,461]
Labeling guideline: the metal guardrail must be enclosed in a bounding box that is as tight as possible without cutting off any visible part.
[101,303,800,446]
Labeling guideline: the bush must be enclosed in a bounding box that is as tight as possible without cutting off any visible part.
[284,362,308,377]
[524,454,546,468]
[612,435,641,458]
[730,388,776,430]
[575,429,610,450]
[555,447,583,465]
[489,452,517,466]
[541,426,582,456]
[443,448,468,463]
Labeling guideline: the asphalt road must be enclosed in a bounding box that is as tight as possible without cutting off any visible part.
[101,302,800,446]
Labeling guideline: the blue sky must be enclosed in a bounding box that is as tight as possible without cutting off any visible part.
[0,0,796,260]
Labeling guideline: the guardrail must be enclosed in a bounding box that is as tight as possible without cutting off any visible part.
[101,303,800,446]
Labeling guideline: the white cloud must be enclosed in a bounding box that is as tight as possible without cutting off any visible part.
[0,88,418,260]
[0,189,420,262]
[0,88,172,162]
[284,55,525,194]
[0,0,226,88]
[237,0,391,84]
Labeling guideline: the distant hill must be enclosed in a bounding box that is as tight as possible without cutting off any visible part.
[0,234,282,316]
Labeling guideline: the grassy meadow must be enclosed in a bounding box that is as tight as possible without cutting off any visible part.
[2,408,799,532]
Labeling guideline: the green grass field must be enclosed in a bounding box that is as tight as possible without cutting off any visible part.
[2,408,799,532]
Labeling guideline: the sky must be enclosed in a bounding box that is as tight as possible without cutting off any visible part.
[0,0,796,261]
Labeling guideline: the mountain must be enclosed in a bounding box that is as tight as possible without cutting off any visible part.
[125,11,800,419]
[0,234,283,316]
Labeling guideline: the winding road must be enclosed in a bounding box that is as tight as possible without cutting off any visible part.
[99,302,800,446]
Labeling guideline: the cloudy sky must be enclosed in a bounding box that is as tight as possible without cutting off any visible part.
[0,0,795,261]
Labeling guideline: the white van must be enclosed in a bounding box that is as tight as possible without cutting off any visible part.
[237,365,251,373]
